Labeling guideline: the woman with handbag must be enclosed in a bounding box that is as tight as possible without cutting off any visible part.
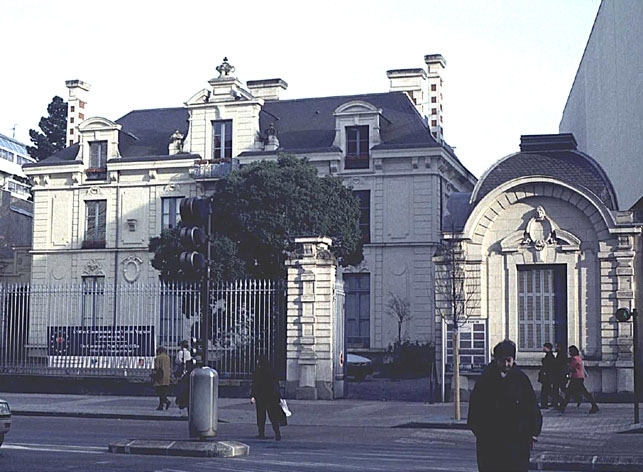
[250,355,285,441]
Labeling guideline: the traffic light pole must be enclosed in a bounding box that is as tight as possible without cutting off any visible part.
[201,203,212,367]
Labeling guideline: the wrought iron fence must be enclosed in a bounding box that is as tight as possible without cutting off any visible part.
[0,279,286,380]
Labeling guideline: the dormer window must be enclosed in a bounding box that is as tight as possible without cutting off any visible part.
[333,100,381,171]
[86,140,108,180]
[212,120,233,159]
[345,126,370,169]
[89,141,107,168]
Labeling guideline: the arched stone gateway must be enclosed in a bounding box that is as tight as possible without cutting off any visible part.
[438,134,641,398]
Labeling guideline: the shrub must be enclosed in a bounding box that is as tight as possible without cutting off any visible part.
[384,340,435,378]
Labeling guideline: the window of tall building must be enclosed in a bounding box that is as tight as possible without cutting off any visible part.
[212,120,233,159]
[161,197,183,229]
[517,265,567,350]
[83,200,106,248]
[345,125,369,169]
[344,273,371,348]
[352,190,371,244]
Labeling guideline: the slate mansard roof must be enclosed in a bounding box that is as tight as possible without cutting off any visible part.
[25,92,442,167]
[445,134,619,231]
[255,92,441,154]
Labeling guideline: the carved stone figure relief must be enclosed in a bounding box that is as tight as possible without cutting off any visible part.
[522,206,557,251]
[82,259,105,276]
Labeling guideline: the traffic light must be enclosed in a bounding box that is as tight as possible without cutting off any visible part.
[178,197,209,273]
[190,336,201,360]
[616,307,633,322]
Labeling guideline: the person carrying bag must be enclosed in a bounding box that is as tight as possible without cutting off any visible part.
[250,355,286,441]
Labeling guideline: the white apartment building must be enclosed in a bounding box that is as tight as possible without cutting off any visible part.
[23,57,477,356]
[0,133,34,281]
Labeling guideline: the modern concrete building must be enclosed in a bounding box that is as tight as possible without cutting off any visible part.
[559,0,643,215]
[0,133,34,282]
[23,57,476,357]
[557,0,643,393]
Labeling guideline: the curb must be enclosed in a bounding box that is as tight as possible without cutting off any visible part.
[12,410,199,422]
[108,439,250,458]
[531,453,643,471]
[393,421,469,430]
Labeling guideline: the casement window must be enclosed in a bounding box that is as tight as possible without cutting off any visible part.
[83,200,107,248]
[353,190,371,244]
[82,276,104,327]
[161,197,183,229]
[517,265,567,350]
[212,120,233,159]
[89,141,108,168]
[345,125,370,169]
[344,273,371,348]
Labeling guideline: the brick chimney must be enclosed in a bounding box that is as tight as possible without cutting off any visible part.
[424,54,446,142]
[65,79,90,147]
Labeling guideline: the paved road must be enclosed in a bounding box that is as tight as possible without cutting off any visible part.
[3,416,478,472]
[3,392,643,470]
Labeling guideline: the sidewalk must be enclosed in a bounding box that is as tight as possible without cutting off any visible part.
[3,392,643,470]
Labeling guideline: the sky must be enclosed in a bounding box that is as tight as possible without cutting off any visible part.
[1,0,600,178]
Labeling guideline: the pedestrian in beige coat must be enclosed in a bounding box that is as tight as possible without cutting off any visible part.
[153,346,171,411]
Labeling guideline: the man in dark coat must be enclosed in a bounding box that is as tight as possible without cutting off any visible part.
[538,342,559,408]
[250,355,285,441]
[468,340,543,472]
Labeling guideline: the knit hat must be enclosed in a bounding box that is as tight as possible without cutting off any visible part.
[493,340,516,359]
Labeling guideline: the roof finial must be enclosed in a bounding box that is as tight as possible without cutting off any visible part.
[216,57,235,78]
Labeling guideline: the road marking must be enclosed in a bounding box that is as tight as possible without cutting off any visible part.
[3,442,105,454]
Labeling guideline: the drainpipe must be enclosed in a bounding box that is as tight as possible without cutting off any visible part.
[113,174,120,327]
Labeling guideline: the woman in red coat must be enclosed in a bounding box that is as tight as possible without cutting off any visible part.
[557,345,599,413]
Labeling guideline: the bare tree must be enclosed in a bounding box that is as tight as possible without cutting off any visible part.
[434,234,480,420]
[386,292,413,345]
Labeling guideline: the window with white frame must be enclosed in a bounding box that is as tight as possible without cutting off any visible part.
[345,125,369,169]
[517,265,567,350]
[344,273,371,348]
[353,190,371,244]
[212,120,233,159]
[84,200,107,248]
[161,197,183,229]
[89,141,108,168]
[82,276,104,327]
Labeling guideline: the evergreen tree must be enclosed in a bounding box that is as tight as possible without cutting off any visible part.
[150,154,364,281]
[27,96,68,160]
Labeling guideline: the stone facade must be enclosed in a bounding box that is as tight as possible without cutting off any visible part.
[285,237,344,400]
[23,57,476,359]
[438,134,640,396]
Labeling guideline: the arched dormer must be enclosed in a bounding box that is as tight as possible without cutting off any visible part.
[77,117,122,180]
[333,100,382,171]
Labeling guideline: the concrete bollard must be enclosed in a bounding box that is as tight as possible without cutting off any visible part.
[189,366,219,439]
